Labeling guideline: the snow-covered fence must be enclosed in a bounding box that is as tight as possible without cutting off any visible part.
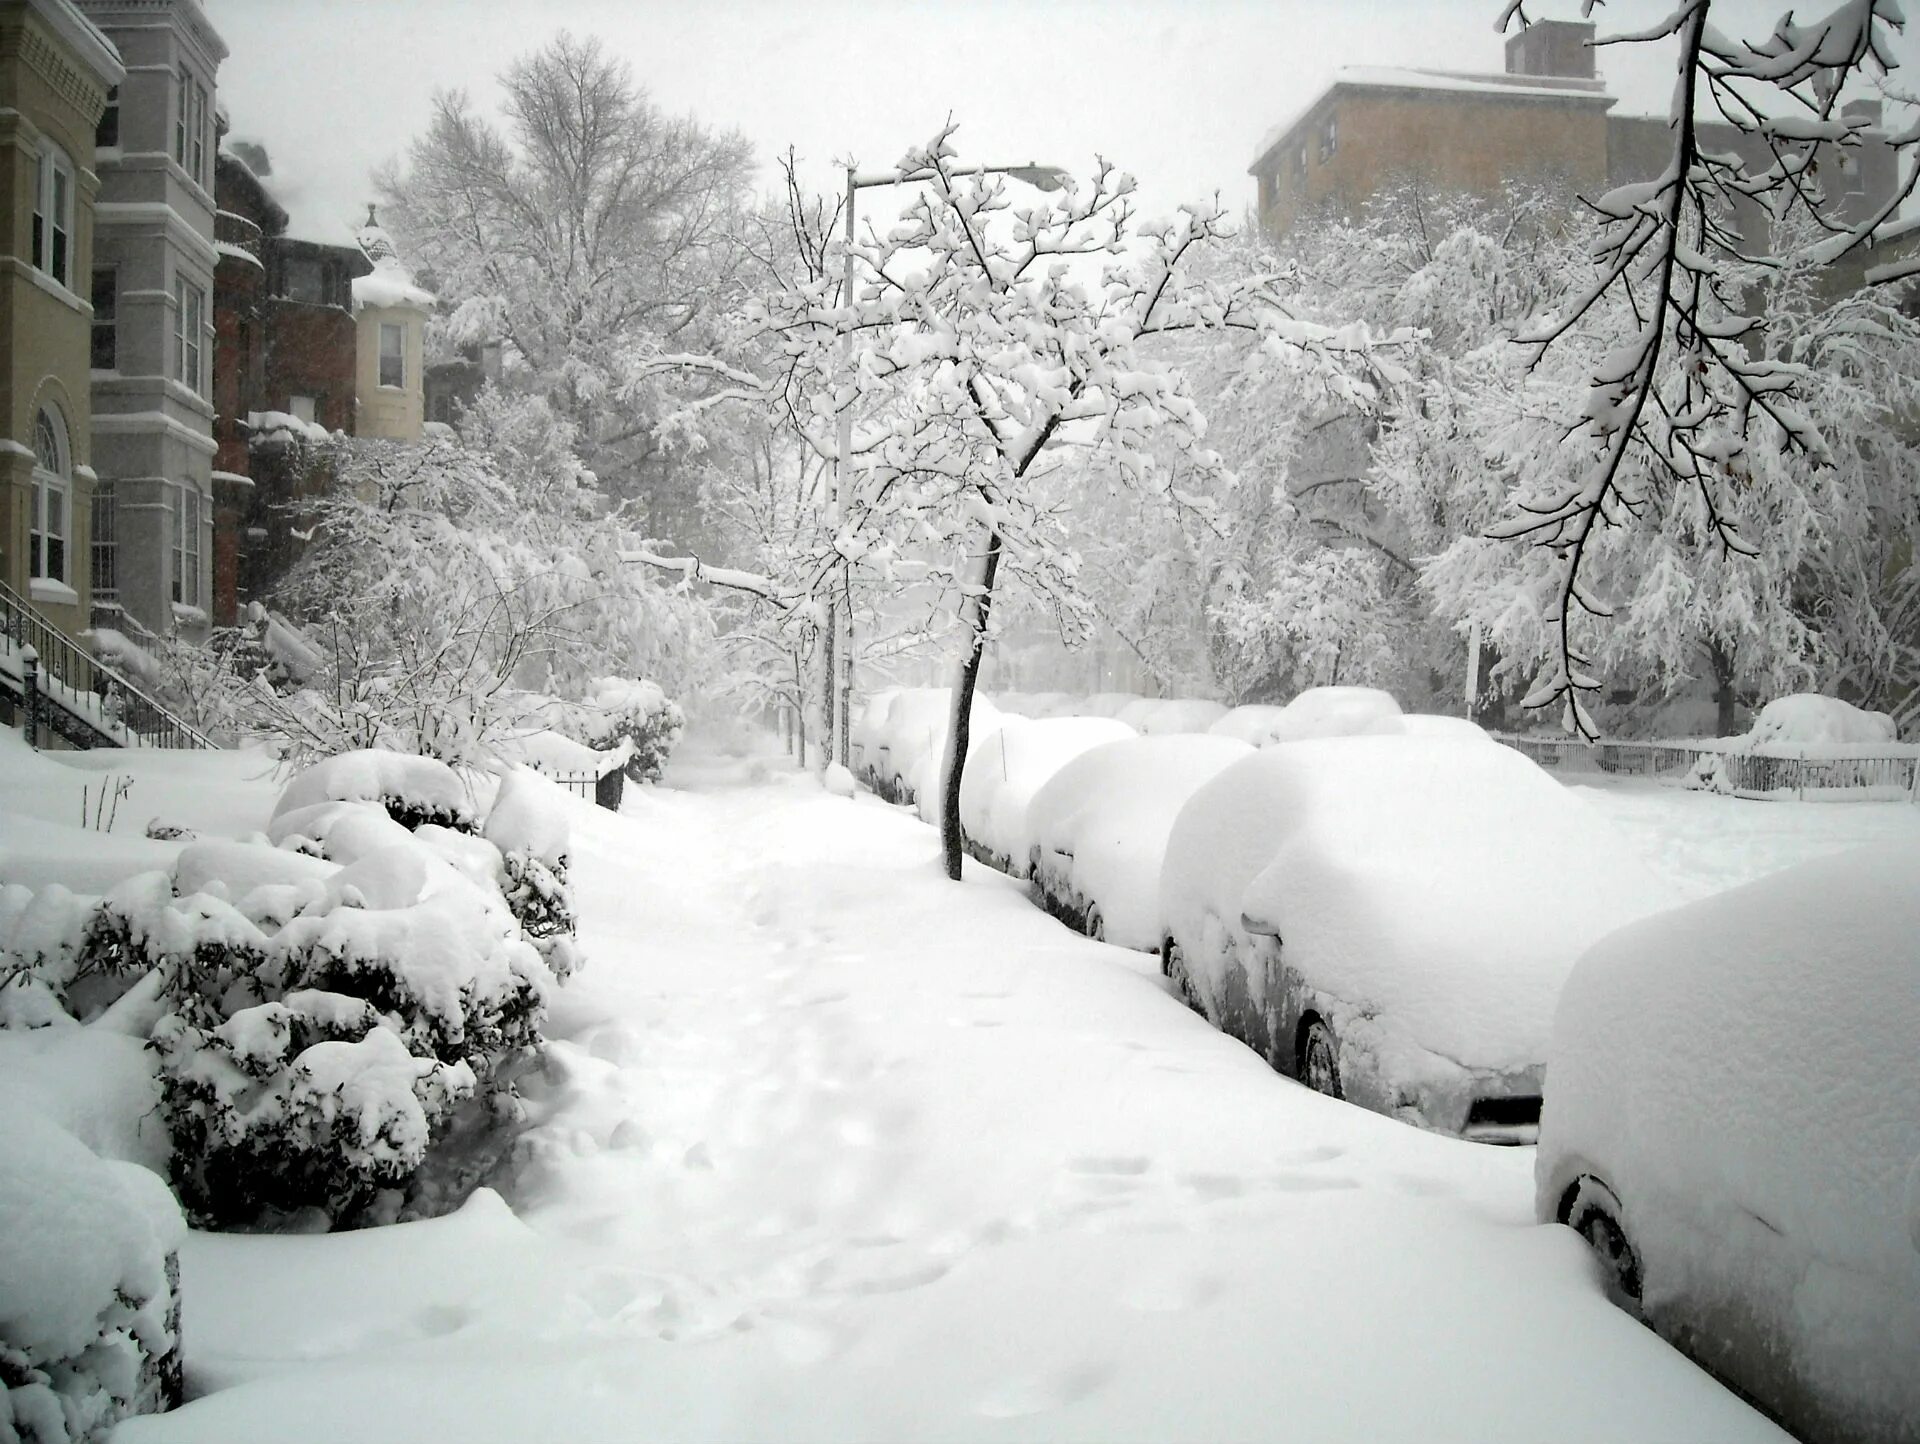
[1494,733,1920,801]
[1491,734,1714,780]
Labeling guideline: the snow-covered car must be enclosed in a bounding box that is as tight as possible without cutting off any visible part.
[1536,845,1920,1444]
[1157,735,1678,1141]
[958,717,1134,876]
[1207,704,1290,744]
[1114,697,1229,736]
[1262,685,1403,744]
[1027,733,1252,949]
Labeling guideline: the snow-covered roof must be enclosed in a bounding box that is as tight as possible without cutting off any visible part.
[1251,65,1614,173]
[351,213,436,313]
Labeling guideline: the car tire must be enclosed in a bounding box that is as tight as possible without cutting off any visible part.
[1298,1017,1343,1100]
[1162,939,1203,1013]
[1085,905,1105,942]
[1563,1175,1643,1309]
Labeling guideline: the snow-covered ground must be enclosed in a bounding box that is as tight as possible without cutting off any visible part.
[10,730,1918,1440]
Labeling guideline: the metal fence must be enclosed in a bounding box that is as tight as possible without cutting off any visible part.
[1492,732,1919,801]
[0,578,212,750]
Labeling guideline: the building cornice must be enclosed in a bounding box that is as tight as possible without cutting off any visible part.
[74,0,227,68]
[1,6,122,129]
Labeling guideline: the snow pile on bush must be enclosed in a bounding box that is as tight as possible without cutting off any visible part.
[272,749,479,832]
[1539,845,1920,1443]
[568,677,685,784]
[958,717,1134,876]
[1730,693,1897,748]
[3,751,582,1230]
[0,1109,185,1443]
[1028,734,1252,948]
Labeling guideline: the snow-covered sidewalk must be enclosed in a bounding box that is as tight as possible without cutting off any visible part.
[117,740,1798,1442]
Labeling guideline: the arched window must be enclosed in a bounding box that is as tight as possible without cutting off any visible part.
[30,408,70,585]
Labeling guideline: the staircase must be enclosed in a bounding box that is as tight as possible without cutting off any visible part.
[0,578,213,750]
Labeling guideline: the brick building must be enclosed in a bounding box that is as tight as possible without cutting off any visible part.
[1250,20,1903,247]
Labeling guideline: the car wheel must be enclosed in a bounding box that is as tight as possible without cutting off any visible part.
[1162,939,1203,1012]
[1564,1175,1643,1308]
[1085,904,1105,942]
[1298,1017,1343,1100]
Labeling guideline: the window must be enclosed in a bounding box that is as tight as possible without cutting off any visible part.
[91,270,117,370]
[379,322,405,388]
[288,395,317,424]
[1320,115,1339,163]
[174,68,208,185]
[31,143,75,287]
[283,256,324,303]
[91,484,117,607]
[30,409,69,584]
[174,276,205,393]
[96,85,119,149]
[172,484,201,607]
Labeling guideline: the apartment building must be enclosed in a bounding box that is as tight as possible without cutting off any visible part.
[1250,20,1903,248]
[1,0,122,640]
[76,0,225,640]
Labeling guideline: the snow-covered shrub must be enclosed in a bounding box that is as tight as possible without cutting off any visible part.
[571,677,684,784]
[0,1110,185,1442]
[146,841,552,1228]
[483,769,581,982]
[272,749,479,834]
[0,876,172,1029]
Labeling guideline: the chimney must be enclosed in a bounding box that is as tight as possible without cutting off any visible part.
[1842,98,1883,131]
[1505,19,1596,81]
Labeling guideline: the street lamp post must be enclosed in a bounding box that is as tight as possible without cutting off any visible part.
[828,157,1069,768]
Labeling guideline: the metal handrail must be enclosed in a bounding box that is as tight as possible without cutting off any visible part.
[0,577,213,749]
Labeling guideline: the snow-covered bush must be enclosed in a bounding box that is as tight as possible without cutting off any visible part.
[569,677,685,784]
[271,748,479,833]
[484,769,581,982]
[0,875,171,1030]
[146,840,551,1227]
[0,1110,185,1442]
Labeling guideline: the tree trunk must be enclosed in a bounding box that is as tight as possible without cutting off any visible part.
[941,525,1005,880]
[1706,639,1740,736]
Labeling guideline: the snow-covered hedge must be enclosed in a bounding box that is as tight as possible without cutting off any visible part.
[271,749,480,833]
[2,751,583,1230]
[569,677,685,784]
[0,1110,185,1443]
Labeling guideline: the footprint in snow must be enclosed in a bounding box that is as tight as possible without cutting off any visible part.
[974,1361,1111,1419]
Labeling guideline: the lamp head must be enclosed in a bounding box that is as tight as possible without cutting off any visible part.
[1007,164,1071,193]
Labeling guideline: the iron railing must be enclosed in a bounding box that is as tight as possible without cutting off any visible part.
[0,577,213,750]
[1493,731,1918,800]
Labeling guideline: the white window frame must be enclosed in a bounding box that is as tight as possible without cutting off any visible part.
[378,322,405,389]
[174,68,209,185]
[172,483,202,608]
[30,409,70,585]
[174,276,205,395]
[91,482,117,608]
[32,142,75,288]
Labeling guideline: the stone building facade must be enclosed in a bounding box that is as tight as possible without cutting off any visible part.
[76,0,224,641]
[1,0,121,645]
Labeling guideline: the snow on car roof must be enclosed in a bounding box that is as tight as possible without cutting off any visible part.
[1030,733,1254,950]
[1164,736,1678,1070]
[960,717,1136,870]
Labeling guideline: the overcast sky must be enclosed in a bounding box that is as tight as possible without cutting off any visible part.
[205,0,1920,244]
